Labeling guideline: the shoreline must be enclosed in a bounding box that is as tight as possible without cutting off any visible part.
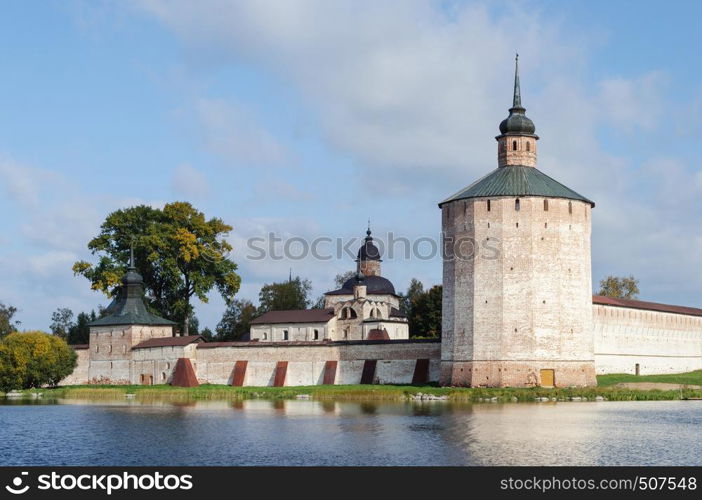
[4,383,702,403]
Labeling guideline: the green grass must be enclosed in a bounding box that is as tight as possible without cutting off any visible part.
[597,370,702,387]
[4,370,702,403]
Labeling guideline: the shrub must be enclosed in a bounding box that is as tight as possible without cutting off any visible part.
[0,331,77,391]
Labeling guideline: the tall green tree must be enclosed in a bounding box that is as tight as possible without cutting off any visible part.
[216,299,257,341]
[0,332,77,391]
[258,276,312,313]
[73,202,241,335]
[68,311,98,345]
[400,278,425,316]
[50,308,74,340]
[598,275,640,299]
[407,284,442,338]
[0,302,20,338]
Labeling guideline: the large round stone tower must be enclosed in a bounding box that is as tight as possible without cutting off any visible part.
[439,56,597,387]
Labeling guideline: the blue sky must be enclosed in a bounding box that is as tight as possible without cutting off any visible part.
[1,0,701,331]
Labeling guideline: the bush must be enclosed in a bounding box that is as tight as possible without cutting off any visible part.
[0,331,77,391]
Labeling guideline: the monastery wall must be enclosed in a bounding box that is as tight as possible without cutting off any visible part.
[593,304,702,375]
[194,340,440,386]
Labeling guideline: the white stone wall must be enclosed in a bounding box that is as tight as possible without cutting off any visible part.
[441,195,596,386]
[87,324,174,384]
[250,321,330,342]
[194,341,440,386]
[593,304,702,375]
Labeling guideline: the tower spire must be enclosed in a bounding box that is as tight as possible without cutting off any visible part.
[129,241,136,270]
[512,52,522,109]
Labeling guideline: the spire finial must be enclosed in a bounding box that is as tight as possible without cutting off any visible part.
[513,52,522,109]
[129,240,136,270]
[366,218,371,237]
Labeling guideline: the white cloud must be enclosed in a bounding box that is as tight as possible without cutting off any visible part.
[597,71,667,131]
[194,98,289,166]
[171,163,209,198]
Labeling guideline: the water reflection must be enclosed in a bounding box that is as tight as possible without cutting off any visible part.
[1,398,700,466]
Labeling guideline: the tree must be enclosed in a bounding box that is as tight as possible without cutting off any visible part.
[50,308,74,340]
[216,299,257,341]
[598,275,640,299]
[68,311,98,345]
[400,278,425,316]
[258,276,312,313]
[73,202,241,335]
[334,271,356,288]
[199,327,215,342]
[0,331,77,391]
[0,302,20,338]
[407,285,442,338]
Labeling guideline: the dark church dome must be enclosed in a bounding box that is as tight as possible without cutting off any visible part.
[338,275,397,296]
[357,228,381,261]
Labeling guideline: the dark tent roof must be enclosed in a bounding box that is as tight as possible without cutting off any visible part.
[89,250,176,328]
[592,295,702,317]
[439,165,594,207]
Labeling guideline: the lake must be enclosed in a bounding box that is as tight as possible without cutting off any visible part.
[1,399,700,466]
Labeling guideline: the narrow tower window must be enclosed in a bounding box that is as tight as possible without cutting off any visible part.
[487,199,491,212]
[526,141,531,152]
[512,140,518,150]
[544,199,548,211]
[515,198,520,211]
[568,201,573,215]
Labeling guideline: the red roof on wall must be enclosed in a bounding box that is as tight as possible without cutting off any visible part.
[250,309,335,325]
[592,295,702,317]
[132,335,203,350]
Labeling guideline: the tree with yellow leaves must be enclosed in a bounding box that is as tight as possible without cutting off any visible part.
[72,202,241,335]
[0,331,77,391]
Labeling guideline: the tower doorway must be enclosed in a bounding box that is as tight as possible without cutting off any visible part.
[539,369,555,387]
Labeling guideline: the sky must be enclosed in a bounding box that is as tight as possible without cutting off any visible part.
[1,0,701,332]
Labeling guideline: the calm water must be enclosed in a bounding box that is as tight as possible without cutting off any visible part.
[0,399,700,466]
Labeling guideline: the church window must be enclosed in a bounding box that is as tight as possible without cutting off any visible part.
[262,332,267,340]
[515,198,520,211]
[313,329,319,340]
[162,372,166,381]
[487,199,491,211]
[544,222,548,228]
[544,199,548,211]
[512,140,517,150]
[568,201,573,214]
[283,330,289,341]
[526,141,531,152]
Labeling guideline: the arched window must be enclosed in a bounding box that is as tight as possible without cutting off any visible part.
[526,141,531,152]
[313,329,319,340]
[543,199,548,211]
[348,308,357,319]
[515,198,520,211]
[512,140,517,150]
[262,332,267,340]
[161,372,166,381]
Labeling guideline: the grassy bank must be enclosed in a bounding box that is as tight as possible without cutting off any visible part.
[597,370,702,387]
[5,374,702,403]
